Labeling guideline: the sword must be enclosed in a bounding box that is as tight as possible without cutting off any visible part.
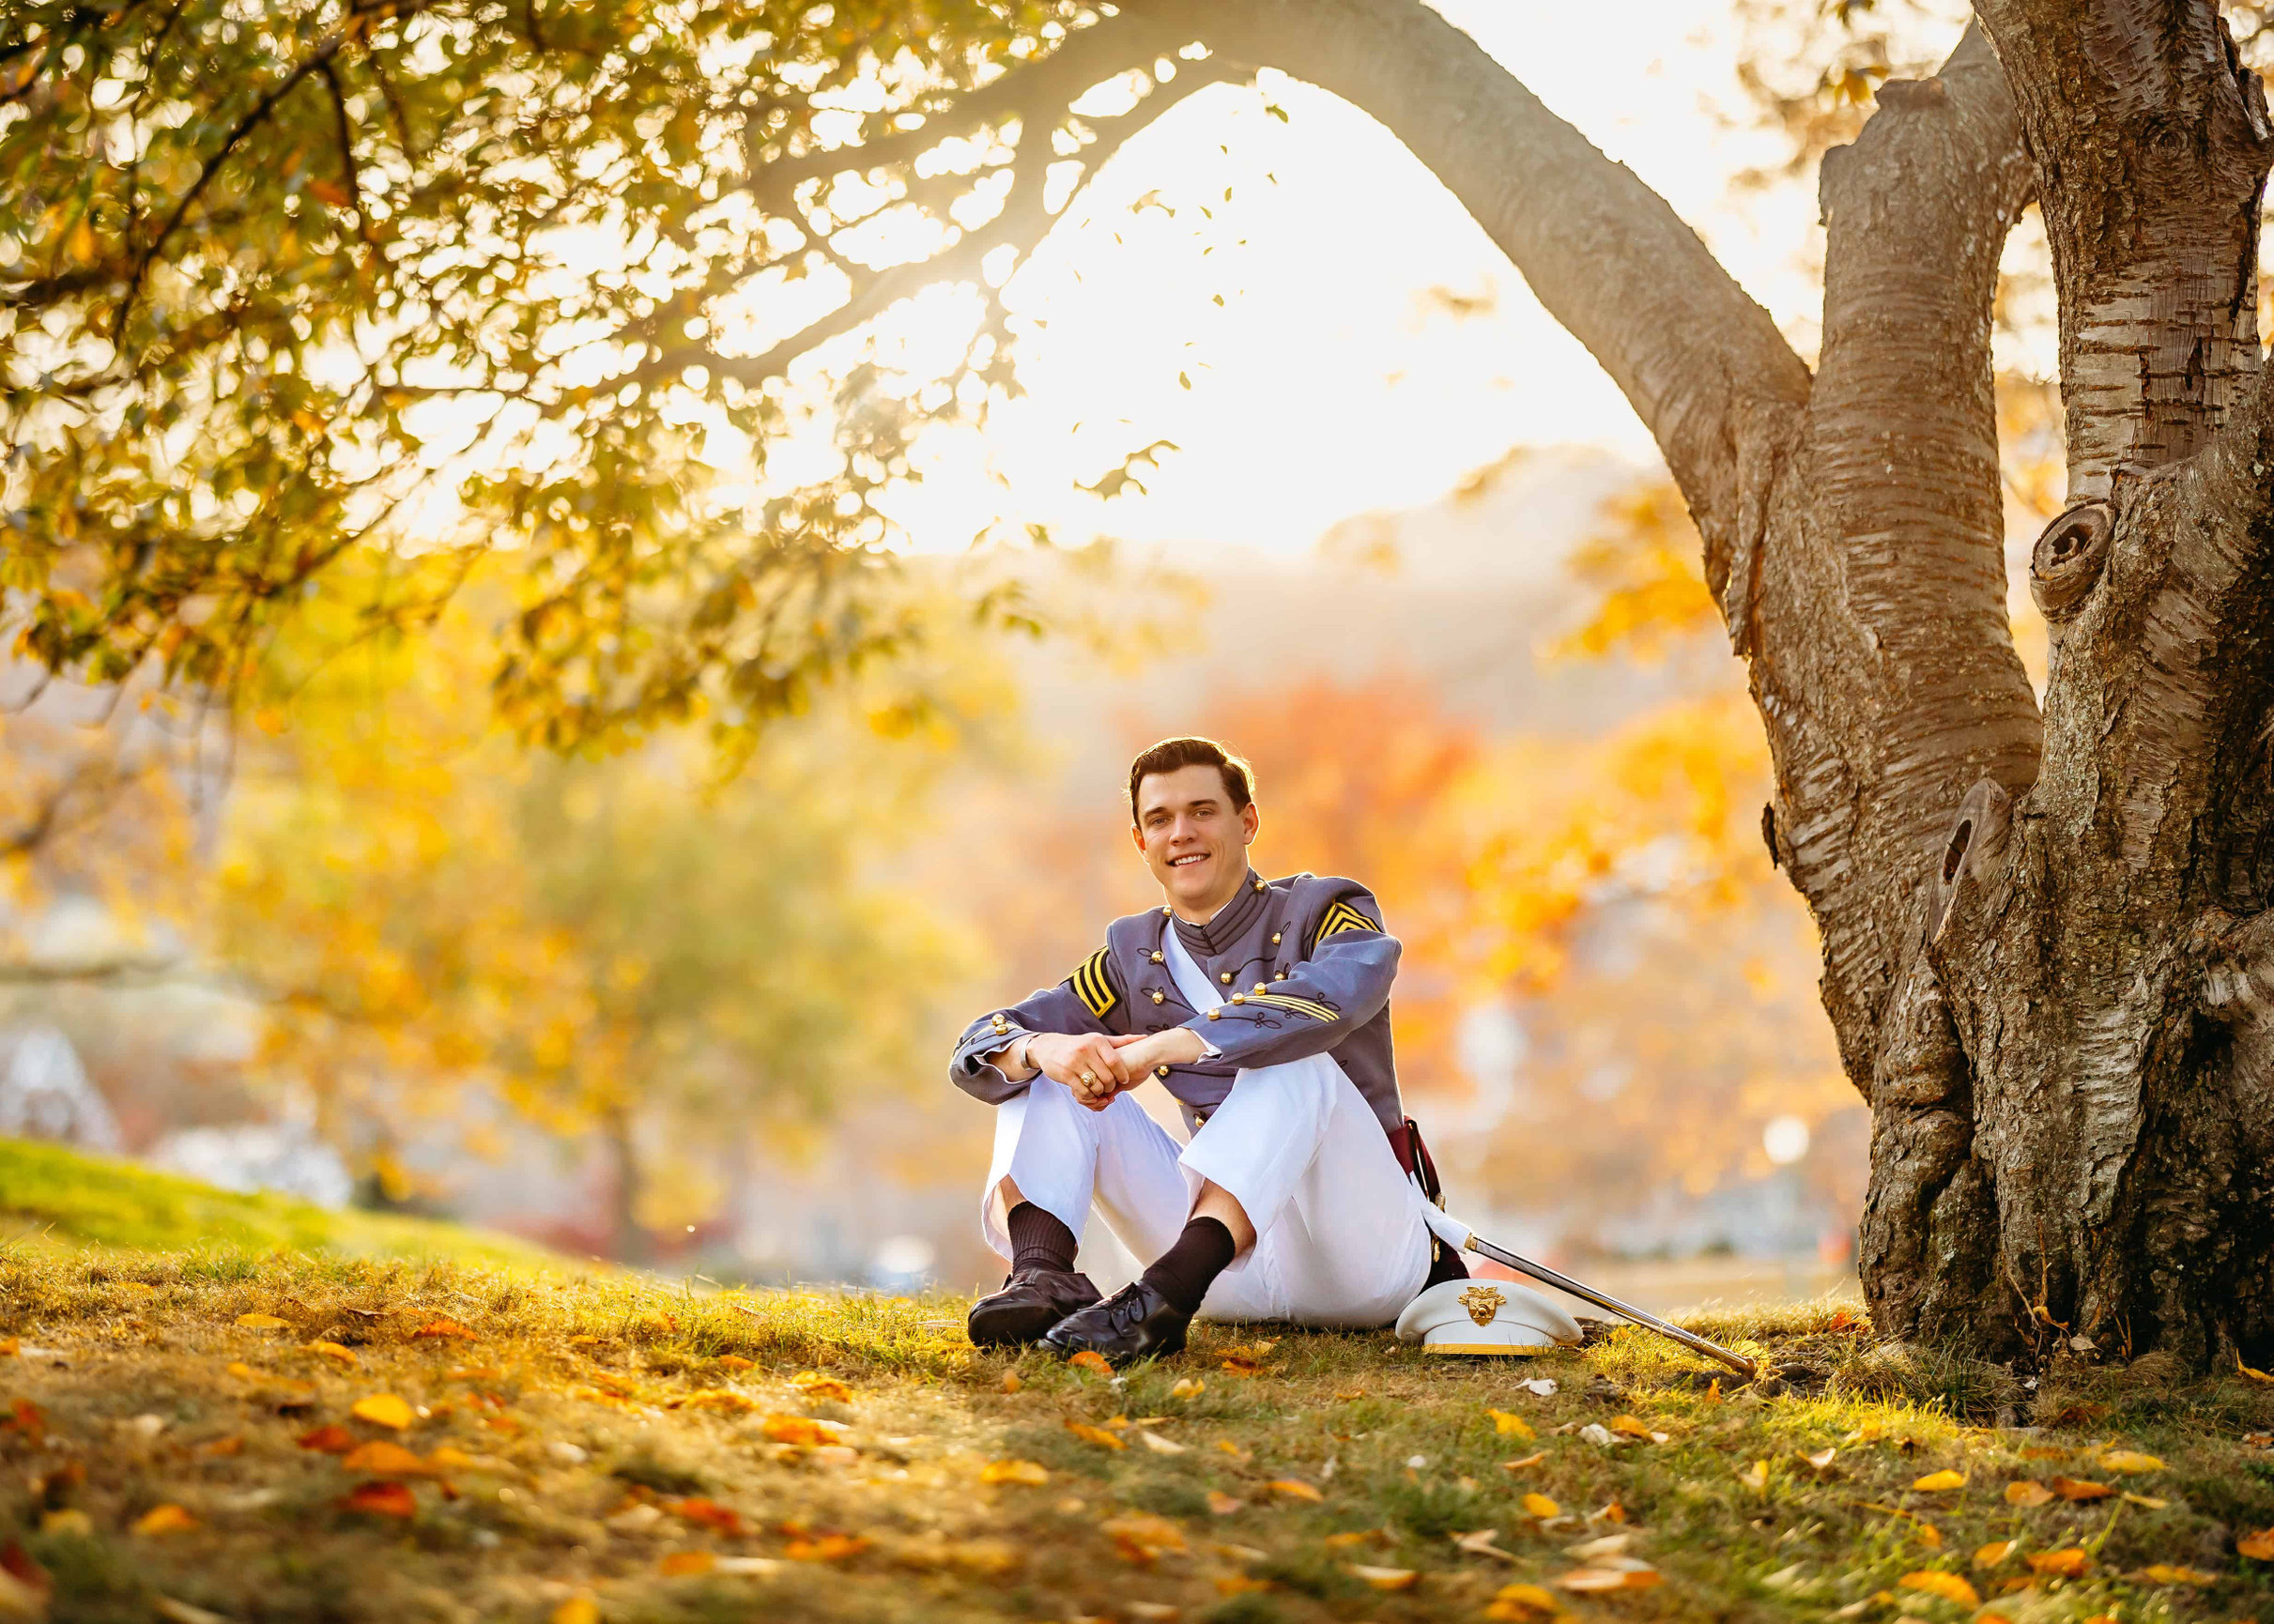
[1421,1205,1759,1380]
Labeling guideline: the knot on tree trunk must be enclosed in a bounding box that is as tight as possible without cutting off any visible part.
[1926,777,2014,946]
[2193,907,2274,1029]
[2029,501,2114,620]
[1872,76,1949,113]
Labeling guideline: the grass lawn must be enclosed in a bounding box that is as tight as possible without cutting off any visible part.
[0,1138,568,1271]
[0,1244,2271,1624]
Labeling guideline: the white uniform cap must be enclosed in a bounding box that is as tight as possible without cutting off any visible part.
[1395,1279,1584,1356]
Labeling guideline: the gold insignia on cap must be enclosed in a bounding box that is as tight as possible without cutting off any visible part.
[1459,1284,1506,1328]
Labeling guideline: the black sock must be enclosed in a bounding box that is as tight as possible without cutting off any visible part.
[1140,1217,1237,1316]
[1006,1202,1078,1275]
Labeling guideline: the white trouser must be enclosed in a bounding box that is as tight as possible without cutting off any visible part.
[978,1051,1434,1326]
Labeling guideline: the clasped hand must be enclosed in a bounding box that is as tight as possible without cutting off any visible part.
[1024,1028,1206,1111]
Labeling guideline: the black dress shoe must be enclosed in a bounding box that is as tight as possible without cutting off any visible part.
[1041,1280,1190,1367]
[967,1266,1102,1347]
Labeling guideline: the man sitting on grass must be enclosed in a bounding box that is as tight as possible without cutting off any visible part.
[948,736,1463,1365]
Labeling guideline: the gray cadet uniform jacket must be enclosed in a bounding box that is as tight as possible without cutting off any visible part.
[949,870,1405,1134]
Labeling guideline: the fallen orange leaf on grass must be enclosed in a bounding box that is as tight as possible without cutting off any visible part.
[1607,1416,1664,1442]
[1335,1388,1366,1400]
[2005,1480,2054,1506]
[1500,1451,1547,1471]
[2026,1548,2090,1579]
[131,1505,197,1537]
[1206,1491,1245,1515]
[1560,1568,1660,1592]
[2049,1478,2113,1501]
[1487,1409,1534,1438]
[1484,1581,1566,1620]
[1898,1571,1979,1606]
[2140,1564,2218,1586]
[668,1498,745,1536]
[1170,1377,1206,1399]
[2237,1526,2274,1560]
[341,1481,418,1520]
[979,1459,1050,1486]
[235,1313,290,1331]
[1065,1420,1127,1450]
[349,1395,414,1431]
[658,1551,714,1577]
[2098,1449,2162,1474]
[790,1371,853,1402]
[445,1365,502,1381]
[1912,1469,1967,1492]
[1000,1371,1022,1394]
[1973,1540,2017,1568]
[297,1425,357,1453]
[411,1320,476,1341]
[550,1595,600,1624]
[677,1390,758,1415]
[783,1535,868,1561]
[303,1341,358,1367]
[1265,1479,1324,1502]
[1067,1350,1113,1376]
[761,1415,843,1447]
[340,1441,428,1476]
[1102,1513,1188,1562]
[1520,1493,1560,1518]
[223,1362,258,1380]
[716,1355,754,1371]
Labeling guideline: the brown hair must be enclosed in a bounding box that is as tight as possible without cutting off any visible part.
[1128,736,1255,823]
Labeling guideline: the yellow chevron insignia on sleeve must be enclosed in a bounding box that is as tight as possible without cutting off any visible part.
[1311,899,1381,950]
[1242,991,1338,1022]
[1070,948,1118,1019]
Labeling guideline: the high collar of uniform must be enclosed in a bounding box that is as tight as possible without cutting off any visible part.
[1173,871,1268,958]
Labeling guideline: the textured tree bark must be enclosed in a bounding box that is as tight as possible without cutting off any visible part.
[1154,0,2274,1363]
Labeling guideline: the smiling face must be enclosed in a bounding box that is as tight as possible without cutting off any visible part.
[1130,762,1261,920]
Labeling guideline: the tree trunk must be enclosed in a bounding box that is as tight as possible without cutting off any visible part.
[1168,0,2274,1363]
[601,1101,651,1265]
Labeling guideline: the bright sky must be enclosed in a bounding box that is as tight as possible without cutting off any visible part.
[839,0,1868,559]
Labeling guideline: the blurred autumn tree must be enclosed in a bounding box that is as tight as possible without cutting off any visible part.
[215,565,990,1259]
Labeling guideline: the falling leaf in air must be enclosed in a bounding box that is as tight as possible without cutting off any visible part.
[783,1535,868,1561]
[236,1313,290,1330]
[1974,1540,2016,1568]
[658,1551,714,1577]
[1897,1571,1979,1607]
[2140,1564,2218,1586]
[979,1459,1050,1486]
[350,1395,414,1431]
[1065,1420,1127,1450]
[1798,1448,1836,1472]
[1170,1377,1205,1399]
[1484,1581,1566,1620]
[2005,1479,2054,1506]
[341,1481,418,1520]
[2097,1450,2163,1474]
[2050,1477,2113,1501]
[2026,1548,2090,1578]
[341,1441,429,1476]
[551,1595,600,1624]
[1102,1513,1189,1562]
[1488,1409,1535,1438]
[1912,1469,1967,1492]
[1265,1478,1324,1502]
[1137,1429,1187,1455]
[131,1505,197,1536]
[790,1371,853,1402]
[1206,1492,1244,1515]
[1348,1564,1419,1589]
[297,1425,357,1453]
[1521,1493,1560,1518]
[1500,1451,1547,1471]
[2237,1525,2274,1560]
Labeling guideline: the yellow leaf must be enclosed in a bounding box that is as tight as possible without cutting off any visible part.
[1488,1408,1535,1438]
[2121,1492,2168,1509]
[1914,1523,1944,1549]
[1206,1491,1244,1515]
[2239,1356,2274,1384]
[2141,1564,2218,1586]
[1347,1565,1417,1590]
[1798,1448,1836,1471]
[1606,1415,1659,1440]
[1335,1388,1366,1400]
[1323,1531,1372,1550]
[1898,1570,1979,1607]
[790,1371,853,1402]
[658,1551,714,1577]
[304,1341,357,1367]
[2097,1449,2163,1474]
[1973,1540,2016,1569]
[341,1440,428,1475]
[1560,1567,1661,1592]
[1485,1582,1567,1620]
[1001,1371,1022,1394]
[1216,1439,1251,1461]
[1500,1451,1546,1471]
[551,1596,600,1624]
[224,1362,258,1380]
[1065,1420,1127,1450]
[236,1313,291,1330]
[978,1459,1049,1486]
[761,1415,843,1447]
[2237,1526,2274,1560]
[678,1390,758,1414]
[716,1355,754,1371]
[2026,1548,2090,1578]
[1912,1469,1967,1492]
[1521,1493,1560,1518]
[1170,1377,1206,1399]
[1265,1478,1323,1502]
[1068,1350,1113,1376]
[2050,1477,2113,1501]
[132,1504,198,1536]
[350,1394,415,1431]
[2005,1480,2054,1506]
[1737,1459,1769,1491]
[1101,1513,1188,1562]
